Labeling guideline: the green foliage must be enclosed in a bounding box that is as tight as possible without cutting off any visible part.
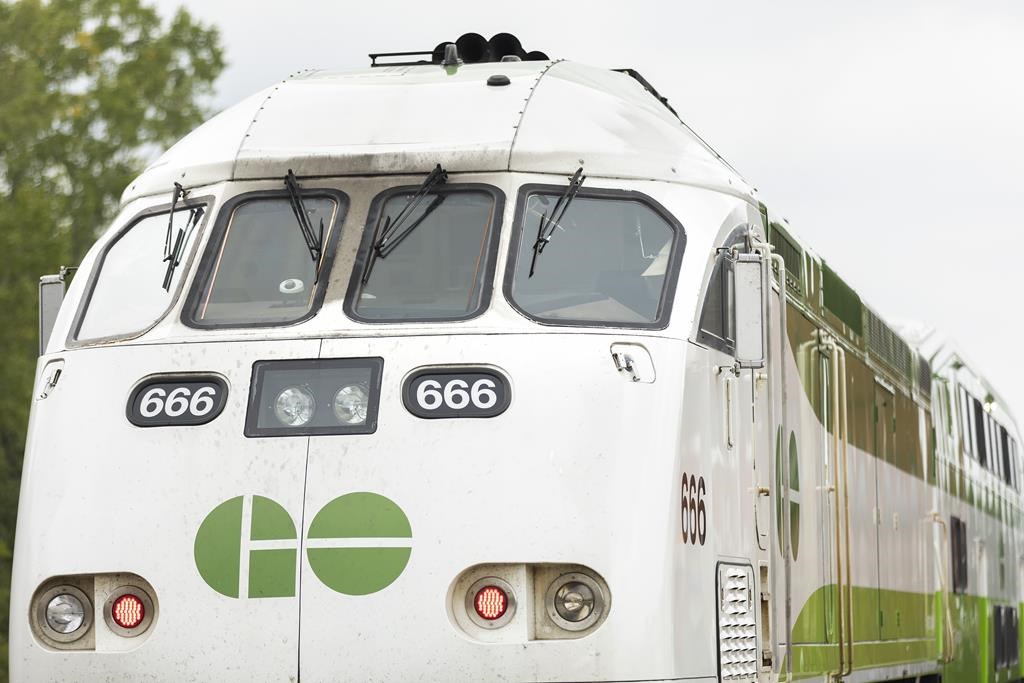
[0,1,224,677]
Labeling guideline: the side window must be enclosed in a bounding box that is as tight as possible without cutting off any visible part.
[187,192,344,327]
[506,188,684,328]
[696,227,748,354]
[75,202,207,342]
[950,515,968,594]
[973,398,989,468]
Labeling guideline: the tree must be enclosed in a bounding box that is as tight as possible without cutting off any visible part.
[0,1,224,676]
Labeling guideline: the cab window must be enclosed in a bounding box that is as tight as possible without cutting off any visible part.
[346,186,502,322]
[696,227,747,354]
[506,188,683,328]
[74,202,207,342]
[186,191,344,327]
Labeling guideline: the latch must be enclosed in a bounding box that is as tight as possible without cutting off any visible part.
[609,343,655,383]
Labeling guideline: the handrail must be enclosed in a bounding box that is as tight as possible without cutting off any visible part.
[931,511,957,663]
[838,346,853,678]
[827,338,845,679]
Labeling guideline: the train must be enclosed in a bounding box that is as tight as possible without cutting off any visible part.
[10,31,1023,683]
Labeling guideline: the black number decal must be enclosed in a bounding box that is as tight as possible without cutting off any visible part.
[681,473,707,546]
[697,477,707,545]
[681,473,690,543]
[127,375,227,427]
[403,367,511,419]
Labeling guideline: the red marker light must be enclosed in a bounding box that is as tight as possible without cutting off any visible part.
[111,594,145,629]
[473,585,508,621]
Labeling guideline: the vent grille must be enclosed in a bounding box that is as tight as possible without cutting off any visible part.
[769,224,802,294]
[866,309,913,380]
[822,263,863,336]
[718,565,757,682]
[917,356,932,399]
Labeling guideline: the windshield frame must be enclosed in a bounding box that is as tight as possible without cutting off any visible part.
[182,187,349,330]
[343,183,505,324]
[502,183,686,330]
[69,194,214,347]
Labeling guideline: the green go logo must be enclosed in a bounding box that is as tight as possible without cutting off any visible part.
[194,492,412,599]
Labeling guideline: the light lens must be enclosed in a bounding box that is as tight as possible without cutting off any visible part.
[45,594,86,634]
[274,386,316,426]
[473,585,509,621]
[553,581,596,622]
[111,594,146,629]
[333,384,369,425]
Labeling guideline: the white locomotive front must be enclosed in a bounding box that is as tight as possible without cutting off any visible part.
[12,34,1023,683]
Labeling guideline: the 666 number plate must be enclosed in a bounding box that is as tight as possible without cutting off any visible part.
[402,367,511,419]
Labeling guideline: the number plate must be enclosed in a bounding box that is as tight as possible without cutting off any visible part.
[403,367,511,419]
[127,375,228,427]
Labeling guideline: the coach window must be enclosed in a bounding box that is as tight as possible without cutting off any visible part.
[506,188,684,328]
[696,228,748,354]
[346,187,501,322]
[74,202,208,342]
[187,192,343,327]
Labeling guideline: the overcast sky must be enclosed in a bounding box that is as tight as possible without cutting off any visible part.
[154,0,1024,417]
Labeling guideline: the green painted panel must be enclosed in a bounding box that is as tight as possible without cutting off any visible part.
[248,548,296,598]
[307,548,411,596]
[250,495,297,541]
[308,492,412,539]
[194,496,243,598]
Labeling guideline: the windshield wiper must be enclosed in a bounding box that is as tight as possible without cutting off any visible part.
[529,167,585,277]
[285,169,325,280]
[163,182,187,262]
[362,164,448,284]
[161,205,204,291]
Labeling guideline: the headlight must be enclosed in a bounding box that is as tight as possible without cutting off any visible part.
[245,358,383,437]
[545,572,605,631]
[45,593,86,634]
[333,384,369,424]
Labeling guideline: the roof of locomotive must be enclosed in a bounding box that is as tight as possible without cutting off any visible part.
[122,60,753,204]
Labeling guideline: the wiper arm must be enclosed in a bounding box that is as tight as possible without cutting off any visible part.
[362,164,448,284]
[528,167,585,277]
[285,170,325,279]
[161,205,204,291]
[163,182,187,261]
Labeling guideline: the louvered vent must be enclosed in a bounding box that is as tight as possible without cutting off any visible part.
[718,564,757,682]
[917,356,932,399]
[822,263,863,336]
[866,309,913,380]
[769,224,802,294]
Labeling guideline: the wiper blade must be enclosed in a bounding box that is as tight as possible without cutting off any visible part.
[163,182,187,261]
[529,167,585,277]
[161,205,204,291]
[285,170,325,278]
[362,164,448,284]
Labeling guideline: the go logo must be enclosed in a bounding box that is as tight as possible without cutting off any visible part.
[775,427,801,560]
[194,493,412,599]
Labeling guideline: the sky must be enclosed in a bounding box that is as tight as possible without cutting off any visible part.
[153,0,1024,417]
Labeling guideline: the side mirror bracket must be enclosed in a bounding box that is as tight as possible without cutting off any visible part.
[38,267,73,355]
[733,252,769,369]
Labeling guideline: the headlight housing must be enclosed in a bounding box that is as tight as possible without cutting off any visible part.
[545,572,605,632]
[245,358,383,437]
[34,584,93,644]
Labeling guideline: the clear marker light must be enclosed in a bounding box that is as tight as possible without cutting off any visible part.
[333,384,369,425]
[45,593,86,634]
[274,386,316,426]
[553,581,596,622]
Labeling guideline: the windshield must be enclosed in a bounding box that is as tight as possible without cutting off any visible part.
[348,188,499,321]
[508,192,682,327]
[75,204,206,341]
[188,195,339,326]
